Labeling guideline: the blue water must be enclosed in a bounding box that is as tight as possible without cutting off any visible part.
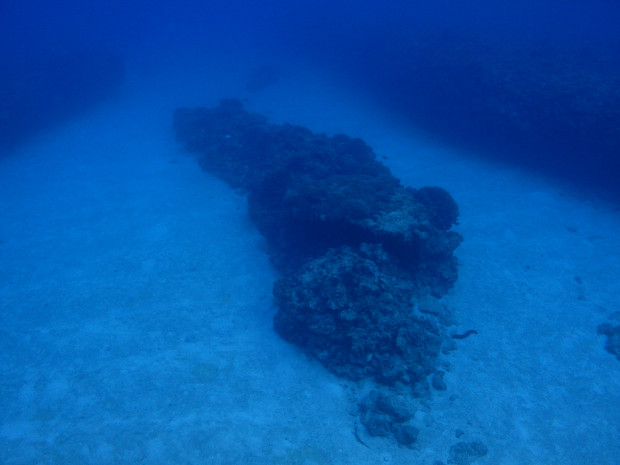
[1,1,619,464]
[2,0,620,196]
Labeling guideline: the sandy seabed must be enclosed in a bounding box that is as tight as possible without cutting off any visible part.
[1,54,619,465]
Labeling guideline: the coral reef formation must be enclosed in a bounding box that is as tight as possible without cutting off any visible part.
[174,99,462,444]
[342,32,620,197]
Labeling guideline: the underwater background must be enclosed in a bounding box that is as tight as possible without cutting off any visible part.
[1,1,619,464]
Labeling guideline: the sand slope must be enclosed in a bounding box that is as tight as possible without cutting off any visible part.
[0,57,618,464]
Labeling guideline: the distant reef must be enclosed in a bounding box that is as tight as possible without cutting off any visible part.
[338,32,620,198]
[174,99,463,445]
[0,49,125,152]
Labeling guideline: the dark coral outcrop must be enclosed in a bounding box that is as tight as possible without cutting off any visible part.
[174,99,462,296]
[273,244,444,385]
[174,99,462,388]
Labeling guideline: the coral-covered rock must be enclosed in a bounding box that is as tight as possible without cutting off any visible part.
[175,99,463,445]
[359,389,418,445]
[174,99,462,394]
[273,244,443,385]
[174,99,462,295]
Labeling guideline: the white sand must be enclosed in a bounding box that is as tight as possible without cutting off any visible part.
[0,54,618,464]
